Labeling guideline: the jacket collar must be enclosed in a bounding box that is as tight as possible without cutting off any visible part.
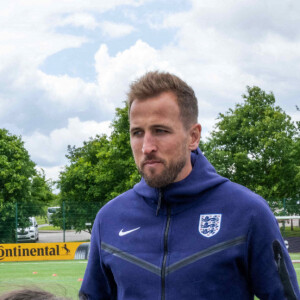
[133,148,228,215]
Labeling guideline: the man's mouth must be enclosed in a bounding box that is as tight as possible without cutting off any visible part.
[142,158,164,168]
[143,160,162,166]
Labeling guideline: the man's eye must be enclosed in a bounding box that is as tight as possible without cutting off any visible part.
[132,131,143,136]
[156,129,167,134]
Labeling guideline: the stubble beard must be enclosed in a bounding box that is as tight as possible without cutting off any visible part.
[138,155,187,188]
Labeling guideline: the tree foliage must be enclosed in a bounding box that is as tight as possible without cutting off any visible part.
[0,129,54,243]
[201,86,300,212]
[58,104,140,232]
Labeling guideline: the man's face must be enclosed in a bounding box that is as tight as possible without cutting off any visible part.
[130,91,193,188]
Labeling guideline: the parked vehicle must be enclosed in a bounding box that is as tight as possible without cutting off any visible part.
[47,206,60,224]
[284,240,289,250]
[17,217,39,242]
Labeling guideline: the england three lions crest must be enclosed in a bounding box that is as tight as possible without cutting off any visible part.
[199,214,222,237]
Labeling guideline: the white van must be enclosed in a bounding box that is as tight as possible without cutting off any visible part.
[17,217,39,242]
[47,206,60,224]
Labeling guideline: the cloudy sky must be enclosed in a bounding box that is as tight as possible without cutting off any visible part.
[1,0,300,184]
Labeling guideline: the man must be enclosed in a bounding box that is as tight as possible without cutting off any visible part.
[79,71,299,299]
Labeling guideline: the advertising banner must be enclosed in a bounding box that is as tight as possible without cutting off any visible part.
[0,242,90,262]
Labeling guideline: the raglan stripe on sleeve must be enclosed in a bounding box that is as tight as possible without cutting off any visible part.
[101,242,161,276]
[167,235,247,275]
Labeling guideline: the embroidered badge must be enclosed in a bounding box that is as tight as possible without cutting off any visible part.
[199,214,222,237]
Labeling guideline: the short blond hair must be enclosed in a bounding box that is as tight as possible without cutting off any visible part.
[127,71,198,129]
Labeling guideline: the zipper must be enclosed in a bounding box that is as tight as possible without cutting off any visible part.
[161,205,171,300]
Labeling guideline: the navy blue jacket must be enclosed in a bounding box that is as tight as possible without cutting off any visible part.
[80,149,299,299]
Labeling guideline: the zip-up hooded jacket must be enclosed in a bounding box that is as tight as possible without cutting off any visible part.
[79,148,299,300]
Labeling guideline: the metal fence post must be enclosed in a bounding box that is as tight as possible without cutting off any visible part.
[282,198,286,237]
[15,202,18,243]
[63,201,66,242]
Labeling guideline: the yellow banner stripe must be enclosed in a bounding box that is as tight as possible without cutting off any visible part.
[0,242,90,262]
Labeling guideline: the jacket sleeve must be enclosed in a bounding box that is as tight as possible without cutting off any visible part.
[247,199,300,300]
[79,213,116,300]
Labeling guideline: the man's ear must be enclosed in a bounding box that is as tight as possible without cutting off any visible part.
[188,123,201,151]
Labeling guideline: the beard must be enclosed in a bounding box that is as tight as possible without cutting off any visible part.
[138,154,187,188]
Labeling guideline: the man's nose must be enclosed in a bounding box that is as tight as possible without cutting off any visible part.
[142,133,157,154]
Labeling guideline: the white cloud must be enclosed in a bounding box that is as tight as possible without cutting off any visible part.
[0,0,146,138]
[58,13,99,30]
[24,117,112,168]
[94,40,173,107]
[0,10,86,71]
[100,21,136,38]
[0,0,145,70]
[149,0,300,120]
[37,71,104,110]
[36,165,65,186]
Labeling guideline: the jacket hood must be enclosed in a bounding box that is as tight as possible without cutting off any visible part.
[133,148,228,214]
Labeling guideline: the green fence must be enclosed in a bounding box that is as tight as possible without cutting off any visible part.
[0,201,102,244]
[0,200,299,244]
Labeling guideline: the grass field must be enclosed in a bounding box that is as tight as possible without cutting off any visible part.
[0,260,87,299]
[0,257,299,299]
[292,254,300,282]
[280,225,300,238]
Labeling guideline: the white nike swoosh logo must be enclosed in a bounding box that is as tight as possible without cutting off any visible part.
[119,227,140,236]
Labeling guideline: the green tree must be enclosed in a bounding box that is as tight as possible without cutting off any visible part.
[291,120,300,210]
[58,104,139,233]
[0,129,54,243]
[201,86,300,212]
[108,105,140,196]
